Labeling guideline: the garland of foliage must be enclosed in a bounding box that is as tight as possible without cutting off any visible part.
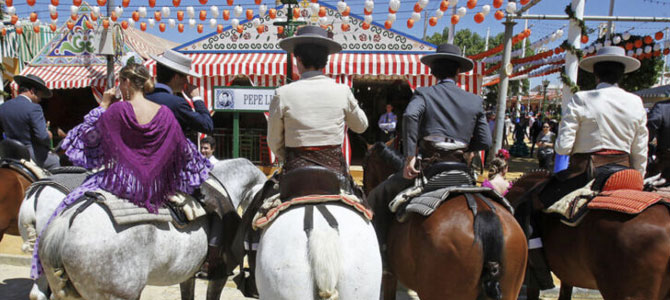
[564,5,588,37]
[558,4,590,94]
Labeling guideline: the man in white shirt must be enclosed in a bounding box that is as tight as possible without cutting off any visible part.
[541,46,647,207]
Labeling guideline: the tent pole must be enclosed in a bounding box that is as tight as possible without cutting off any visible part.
[493,1,516,159]
[106,0,114,89]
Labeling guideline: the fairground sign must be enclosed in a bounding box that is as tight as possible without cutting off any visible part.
[212,86,276,112]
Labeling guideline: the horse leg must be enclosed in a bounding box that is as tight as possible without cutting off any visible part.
[557,284,573,300]
[381,271,397,300]
[28,276,50,300]
[179,277,196,300]
[206,276,228,300]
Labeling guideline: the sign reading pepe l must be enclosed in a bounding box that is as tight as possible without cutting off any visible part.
[213,86,275,112]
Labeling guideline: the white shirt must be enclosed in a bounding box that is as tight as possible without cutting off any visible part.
[556,83,648,175]
[208,155,219,165]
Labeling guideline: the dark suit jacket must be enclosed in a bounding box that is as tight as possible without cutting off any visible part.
[145,83,213,134]
[403,80,492,156]
[648,99,670,149]
[0,95,51,164]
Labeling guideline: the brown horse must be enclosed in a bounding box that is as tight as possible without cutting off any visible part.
[363,143,527,300]
[508,169,670,300]
[0,167,33,242]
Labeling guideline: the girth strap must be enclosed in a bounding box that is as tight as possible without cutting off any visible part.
[303,204,339,236]
[465,193,478,217]
[477,193,497,212]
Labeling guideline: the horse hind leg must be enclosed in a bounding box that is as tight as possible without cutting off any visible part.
[206,277,228,300]
[558,284,573,300]
[179,277,195,300]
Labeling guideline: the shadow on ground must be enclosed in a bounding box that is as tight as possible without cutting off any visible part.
[0,278,32,300]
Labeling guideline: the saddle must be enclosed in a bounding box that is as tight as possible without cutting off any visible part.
[390,162,513,222]
[0,139,31,161]
[0,158,48,182]
[279,166,342,200]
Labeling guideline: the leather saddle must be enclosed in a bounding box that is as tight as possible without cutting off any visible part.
[422,161,474,192]
[0,139,31,161]
[280,166,343,200]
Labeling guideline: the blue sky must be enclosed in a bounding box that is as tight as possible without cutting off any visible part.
[7,0,670,88]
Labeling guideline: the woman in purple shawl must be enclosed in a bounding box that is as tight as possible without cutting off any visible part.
[30,63,212,278]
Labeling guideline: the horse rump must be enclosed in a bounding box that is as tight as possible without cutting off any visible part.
[474,209,504,300]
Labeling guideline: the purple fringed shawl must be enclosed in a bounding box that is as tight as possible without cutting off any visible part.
[84,101,206,212]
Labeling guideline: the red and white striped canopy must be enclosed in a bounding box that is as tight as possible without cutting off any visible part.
[145,52,483,110]
[16,64,122,90]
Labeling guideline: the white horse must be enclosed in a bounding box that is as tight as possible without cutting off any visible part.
[29,158,266,300]
[251,193,382,299]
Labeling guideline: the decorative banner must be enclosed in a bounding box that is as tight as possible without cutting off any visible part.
[212,86,275,111]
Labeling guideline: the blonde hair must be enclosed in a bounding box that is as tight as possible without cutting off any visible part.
[119,63,154,94]
[488,158,508,179]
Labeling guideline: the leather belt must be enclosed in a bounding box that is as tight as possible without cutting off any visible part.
[289,145,340,151]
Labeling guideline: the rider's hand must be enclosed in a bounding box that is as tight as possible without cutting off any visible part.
[403,156,419,179]
[185,83,200,99]
[101,88,118,109]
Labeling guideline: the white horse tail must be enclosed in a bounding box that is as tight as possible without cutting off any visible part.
[307,205,341,300]
[39,208,80,299]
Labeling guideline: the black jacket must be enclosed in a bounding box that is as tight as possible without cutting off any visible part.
[648,99,670,149]
[0,95,51,165]
[402,80,492,156]
[145,83,213,134]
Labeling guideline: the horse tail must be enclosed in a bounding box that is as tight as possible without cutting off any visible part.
[308,224,341,300]
[39,210,80,299]
[474,209,504,300]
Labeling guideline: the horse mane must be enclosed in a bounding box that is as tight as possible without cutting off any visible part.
[506,168,552,207]
[365,142,404,172]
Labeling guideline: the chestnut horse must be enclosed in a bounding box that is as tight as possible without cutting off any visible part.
[0,166,33,242]
[507,170,670,300]
[363,143,527,300]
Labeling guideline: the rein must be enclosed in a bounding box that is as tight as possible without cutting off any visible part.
[303,204,339,237]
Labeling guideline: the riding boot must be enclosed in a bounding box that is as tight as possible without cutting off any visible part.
[196,215,225,280]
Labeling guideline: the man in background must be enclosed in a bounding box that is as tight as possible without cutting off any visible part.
[200,136,219,165]
[378,103,397,142]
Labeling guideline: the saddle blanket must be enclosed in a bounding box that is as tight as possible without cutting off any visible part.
[544,180,596,226]
[588,190,669,214]
[252,193,373,230]
[390,185,513,223]
[96,190,173,225]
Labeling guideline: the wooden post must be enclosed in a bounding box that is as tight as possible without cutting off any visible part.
[233,112,240,157]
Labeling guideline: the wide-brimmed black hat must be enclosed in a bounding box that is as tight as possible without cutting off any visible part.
[278,25,342,54]
[420,43,474,73]
[13,74,52,98]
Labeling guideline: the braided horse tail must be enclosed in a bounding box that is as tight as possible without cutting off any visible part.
[474,206,504,300]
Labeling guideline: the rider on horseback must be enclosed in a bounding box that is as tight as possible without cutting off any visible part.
[367,43,492,246]
[232,25,368,297]
[647,91,670,181]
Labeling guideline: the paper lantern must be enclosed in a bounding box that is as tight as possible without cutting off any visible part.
[32,25,39,33]
[278,26,284,34]
[199,10,207,21]
[429,16,437,26]
[252,18,261,27]
[387,13,396,23]
[664,48,670,56]
[227,0,233,5]
[634,39,643,48]
[411,12,421,21]
[364,15,372,24]
[121,20,129,29]
[140,22,147,31]
[413,3,422,13]
[103,19,110,28]
[162,7,171,17]
[407,18,414,29]
[149,0,155,7]
[337,0,347,13]
[435,9,443,18]
[50,23,58,31]
[362,22,370,30]
[481,4,490,15]
[132,11,140,21]
[440,0,449,11]
[236,25,243,33]
[520,0,530,5]
[168,18,175,28]
[70,4,78,15]
[122,0,129,7]
[51,0,59,5]
[30,12,38,22]
[6,6,15,15]
[456,6,466,16]
[222,10,230,20]
[16,27,23,34]
[230,18,239,28]
[173,0,181,7]
[623,32,631,40]
[364,8,372,15]
[10,15,18,25]
[0,28,6,36]
[85,20,94,29]
[27,0,36,6]
[259,5,267,17]
[654,43,661,51]
[139,6,148,17]
[364,0,374,12]
[505,2,516,13]
[256,25,264,33]
[154,11,162,21]
[97,0,106,6]
[493,0,503,8]
[644,35,653,44]
[70,13,77,21]
[451,14,459,24]
[474,12,484,23]
[418,0,429,8]
[178,23,184,32]
[110,11,118,21]
[199,0,207,4]
[209,18,216,28]
[66,20,74,29]
[613,35,621,45]
[342,6,350,16]
[645,45,652,53]
[467,0,476,9]
[384,20,392,29]
[390,0,401,12]
[197,24,203,33]
[6,0,12,5]
[246,9,253,20]
[625,42,633,50]
[51,12,58,20]
[268,8,276,19]
[158,22,165,31]
[115,6,124,17]
[292,7,300,18]
[580,35,588,44]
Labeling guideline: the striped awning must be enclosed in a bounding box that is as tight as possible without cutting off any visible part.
[17,64,121,90]
[635,84,670,100]
[145,52,483,110]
